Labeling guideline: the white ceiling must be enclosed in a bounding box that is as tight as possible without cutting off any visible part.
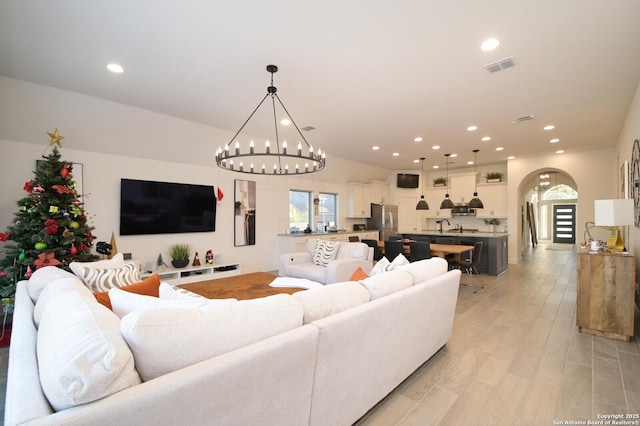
[1,0,639,171]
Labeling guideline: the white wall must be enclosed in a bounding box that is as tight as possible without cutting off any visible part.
[0,77,392,273]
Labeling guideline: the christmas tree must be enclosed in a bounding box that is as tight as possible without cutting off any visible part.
[0,129,98,298]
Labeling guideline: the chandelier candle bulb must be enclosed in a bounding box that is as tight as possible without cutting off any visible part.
[249,140,254,154]
[235,141,240,155]
[262,164,266,174]
[239,162,244,172]
[230,159,234,170]
[283,141,287,155]
[298,142,302,156]
[285,164,289,174]
[266,140,270,154]
[305,163,309,172]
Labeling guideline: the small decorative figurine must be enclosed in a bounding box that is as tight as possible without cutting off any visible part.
[192,251,201,266]
[205,250,214,265]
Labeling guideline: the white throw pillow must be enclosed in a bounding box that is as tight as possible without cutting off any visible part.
[120,293,303,381]
[69,253,125,275]
[358,269,414,300]
[37,289,141,410]
[293,281,370,323]
[109,287,235,318]
[390,253,410,268]
[313,240,340,266]
[158,282,207,300]
[33,275,94,327]
[72,262,140,292]
[369,256,391,276]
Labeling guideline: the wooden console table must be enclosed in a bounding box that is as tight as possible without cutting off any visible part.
[576,250,636,342]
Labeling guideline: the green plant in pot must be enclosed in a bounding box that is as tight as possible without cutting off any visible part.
[433,177,447,186]
[484,171,504,182]
[168,243,192,268]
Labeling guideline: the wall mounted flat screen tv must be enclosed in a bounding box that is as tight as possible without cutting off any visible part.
[120,179,216,235]
[397,173,419,188]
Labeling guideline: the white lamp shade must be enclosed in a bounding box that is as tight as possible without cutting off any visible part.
[594,199,634,226]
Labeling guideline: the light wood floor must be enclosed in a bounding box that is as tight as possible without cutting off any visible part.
[0,243,638,425]
[356,243,640,425]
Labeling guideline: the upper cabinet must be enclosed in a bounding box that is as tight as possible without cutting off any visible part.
[423,188,452,219]
[370,180,389,205]
[346,182,372,218]
[449,172,477,204]
[475,182,507,218]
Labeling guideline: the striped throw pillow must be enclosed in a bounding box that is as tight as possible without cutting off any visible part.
[313,240,340,267]
[73,262,141,292]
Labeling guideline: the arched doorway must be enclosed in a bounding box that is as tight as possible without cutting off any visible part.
[520,169,578,249]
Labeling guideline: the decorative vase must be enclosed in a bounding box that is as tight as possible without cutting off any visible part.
[171,259,189,268]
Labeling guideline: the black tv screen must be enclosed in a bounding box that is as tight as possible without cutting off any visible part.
[397,173,419,188]
[120,179,216,235]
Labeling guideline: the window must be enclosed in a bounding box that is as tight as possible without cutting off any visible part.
[289,190,338,232]
[289,190,311,232]
[317,193,337,228]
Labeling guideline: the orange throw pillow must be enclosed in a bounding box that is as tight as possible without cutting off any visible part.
[349,266,369,281]
[94,274,161,310]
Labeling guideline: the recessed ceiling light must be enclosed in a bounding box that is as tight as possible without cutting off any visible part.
[433,165,439,169]
[544,125,555,131]
[556,150,564,154]
[432,145,440,150]
[481,136,491,142]
[550,138,560,143]
[467,161,474,165]
[414,137,423,142]
[507,156,515,160]
[496,147,504,151]
[106,63,124,73]
[392,152,399,157]
[467,125,478,132]
[372,146,380,150]
[450,153,458,158]
[281,119,291,126]
[481,38,500,52]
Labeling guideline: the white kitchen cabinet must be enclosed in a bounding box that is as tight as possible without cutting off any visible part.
[449,172,477,204]
[370,180,389,204]
[475,182,507,218]
[346,183,372,218]
[424,188,452,219]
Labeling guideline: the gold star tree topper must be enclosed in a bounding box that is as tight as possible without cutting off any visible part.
[47,128,65,147]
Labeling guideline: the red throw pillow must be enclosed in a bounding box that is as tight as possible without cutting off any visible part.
[94,274,161,310]
[349,266,369,281]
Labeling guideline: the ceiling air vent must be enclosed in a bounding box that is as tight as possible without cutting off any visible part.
[301,125,316,132]
[484,57,515,73]
[513,114,535,124]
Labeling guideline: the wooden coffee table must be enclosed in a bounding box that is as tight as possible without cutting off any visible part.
[178,272,305,300]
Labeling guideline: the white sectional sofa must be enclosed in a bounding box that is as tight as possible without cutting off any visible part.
[5,257,460,426]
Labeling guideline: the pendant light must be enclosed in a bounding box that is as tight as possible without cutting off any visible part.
[416,157,429,210]
[468,149,484,209]
[440,153,455,209]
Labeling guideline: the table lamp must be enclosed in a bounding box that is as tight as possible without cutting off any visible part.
[594,199,634,252]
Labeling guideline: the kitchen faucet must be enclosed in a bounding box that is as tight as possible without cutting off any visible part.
[436,218,450,233]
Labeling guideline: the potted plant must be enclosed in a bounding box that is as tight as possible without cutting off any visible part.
[433,177,447,187]
[484,172,504,183]
[168,243,192,268]
[484,218,501,232]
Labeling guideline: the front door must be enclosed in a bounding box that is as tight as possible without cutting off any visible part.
[553,204,576,243]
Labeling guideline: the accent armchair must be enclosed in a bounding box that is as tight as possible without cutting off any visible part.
[279,240,374,284]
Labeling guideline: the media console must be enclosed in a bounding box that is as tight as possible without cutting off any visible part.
[141,262,241,286]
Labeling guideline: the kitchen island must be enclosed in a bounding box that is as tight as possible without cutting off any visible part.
[398,230,508,276]
[277,230,380,254]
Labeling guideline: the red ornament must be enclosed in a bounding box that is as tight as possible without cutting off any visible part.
[45,218,58,235]
[86,232,94,243]
[52,184,73,194]
[74,199,81,205]
[79,243,88,253]
[0,232,10,242]
[0,271,7,278]
[34,252,61,269]
[70,244,78,256]
[60,166,70,178]
[24,266,33,279]
[24,180,34,193]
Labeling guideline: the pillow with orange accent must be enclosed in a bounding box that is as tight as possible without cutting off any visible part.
[94,274,161,310]
[349,266,369,281]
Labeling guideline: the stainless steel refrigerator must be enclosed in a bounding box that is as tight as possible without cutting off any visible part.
[366,203,398,241]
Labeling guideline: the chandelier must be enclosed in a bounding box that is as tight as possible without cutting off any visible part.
[215,65,326,175]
